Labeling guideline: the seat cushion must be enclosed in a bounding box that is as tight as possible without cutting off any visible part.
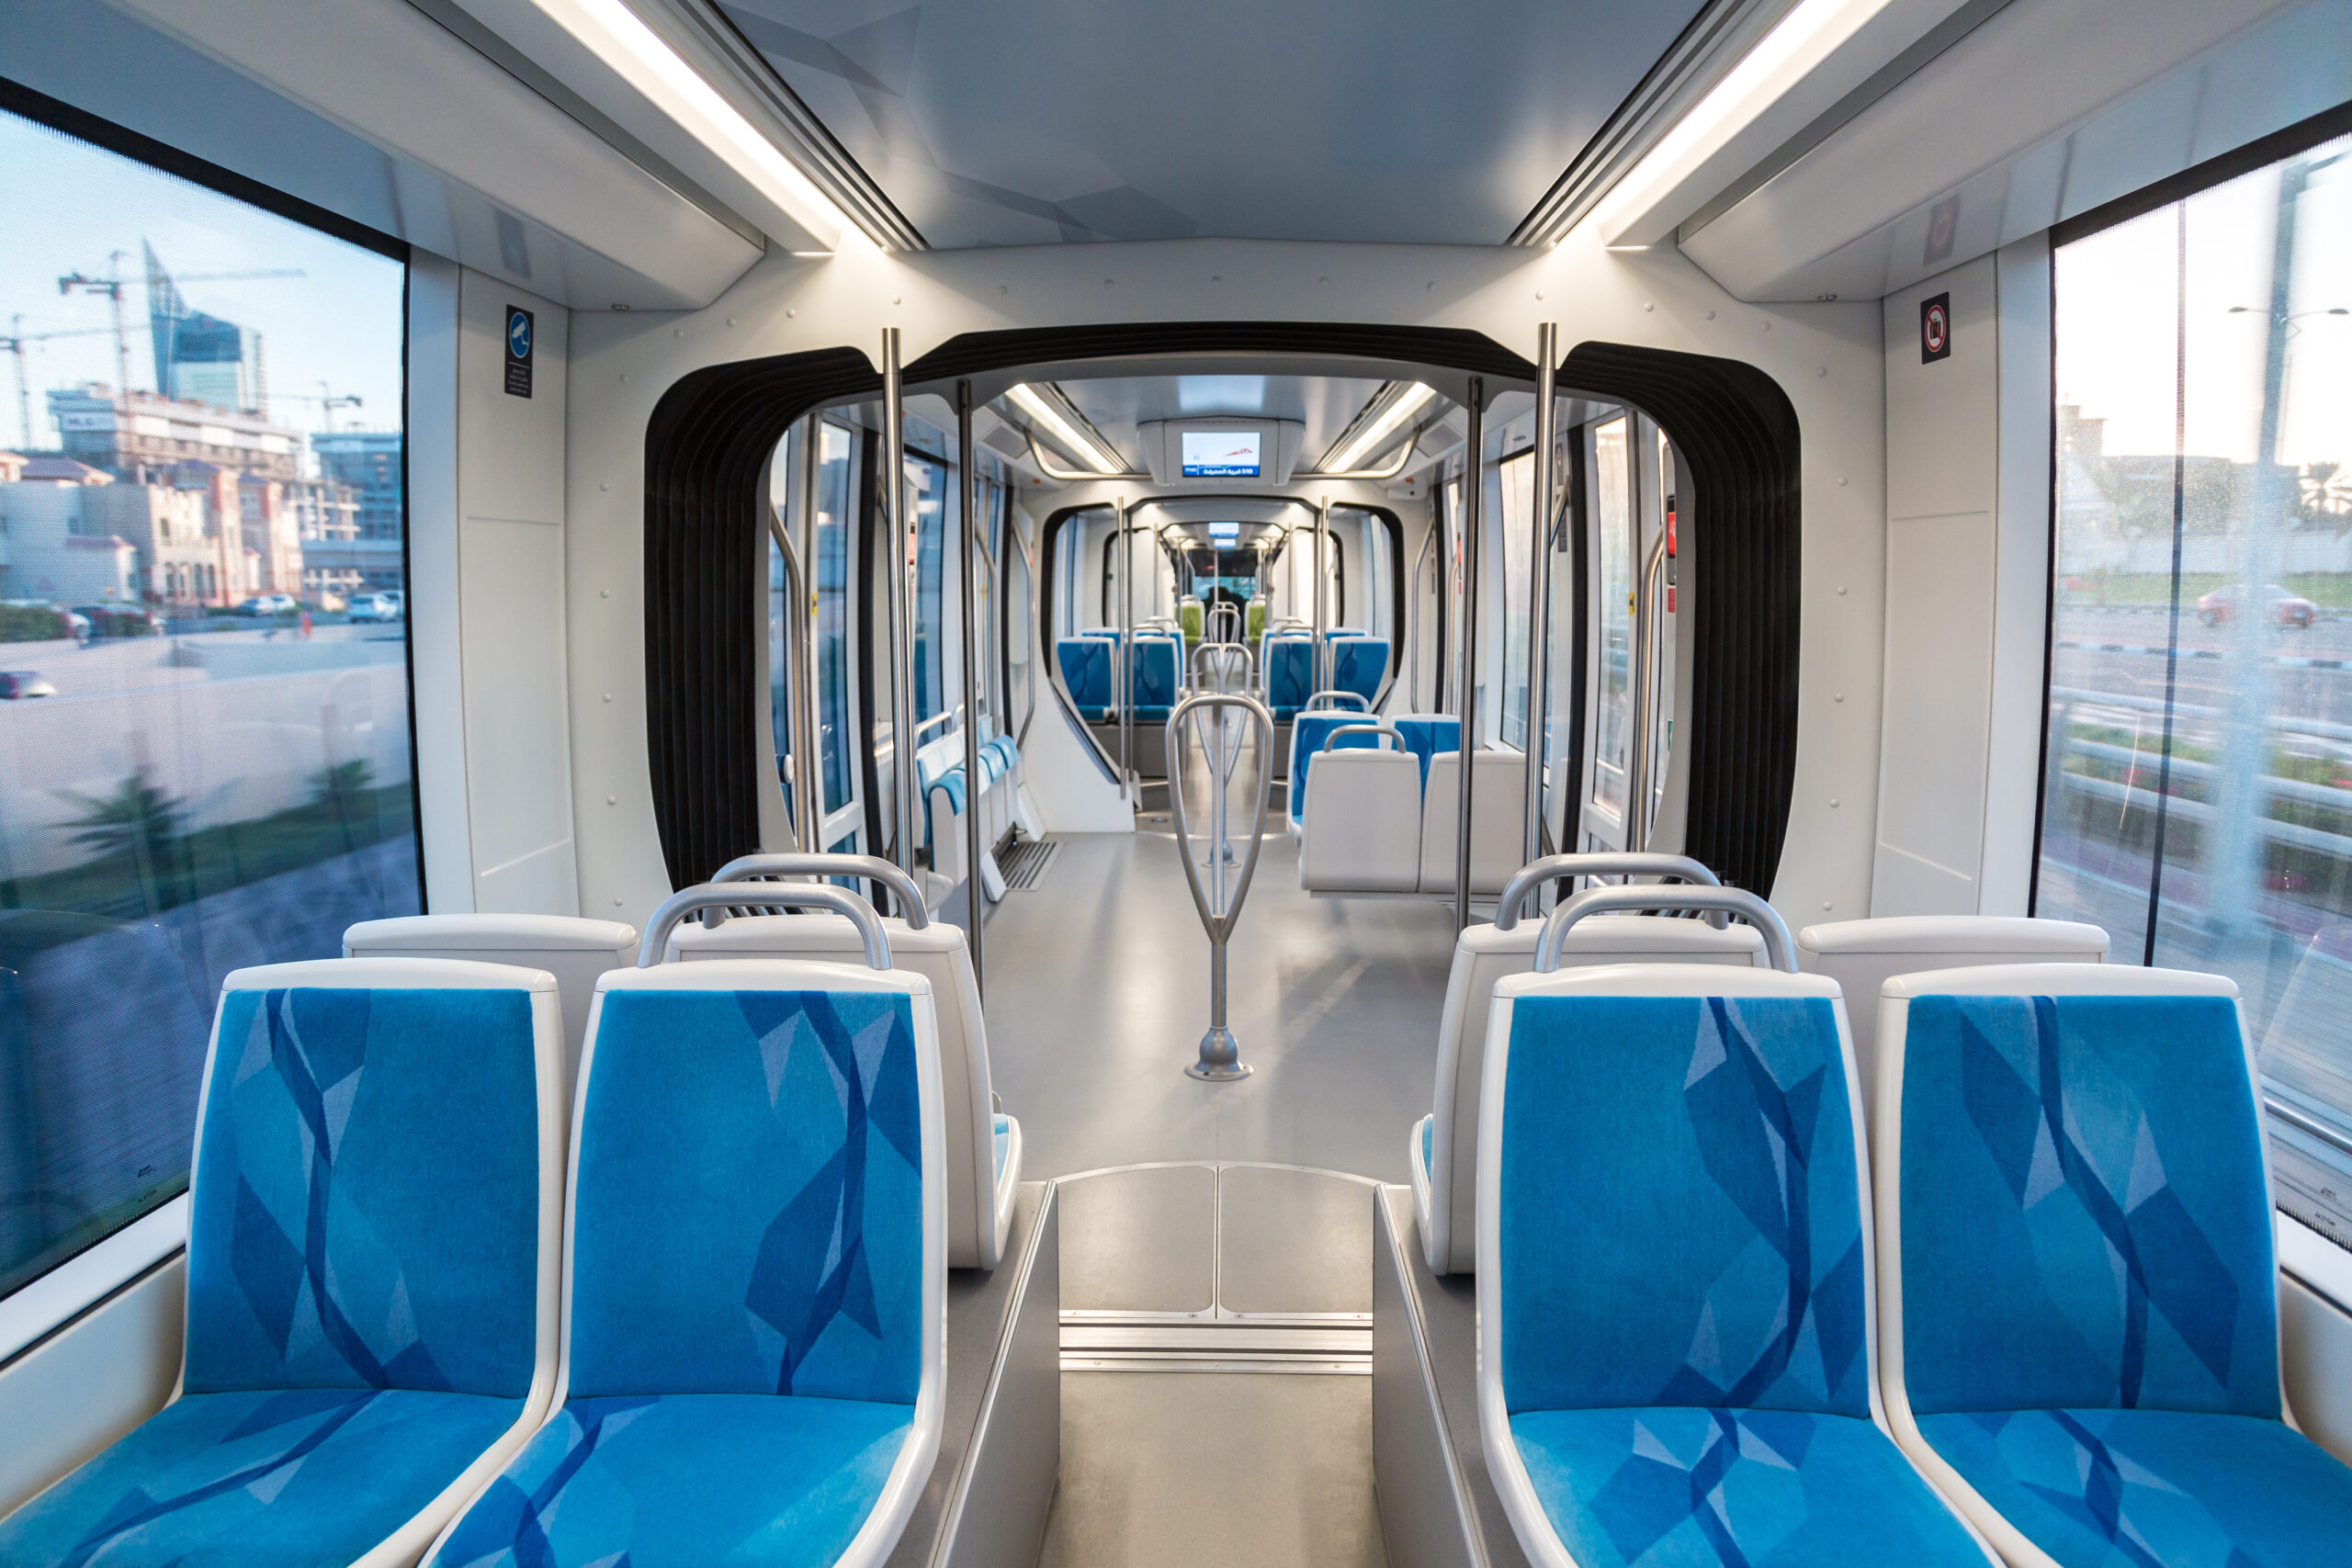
[428,1393,913,1568]
[1509,1406,1986,1568]
[0,1387,524,1568]
[1917,1408,2352,1568]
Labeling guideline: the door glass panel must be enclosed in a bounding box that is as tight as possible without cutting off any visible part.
[1591,417,1634,817]
[1497,451,1535,750]
[815,423,854,815]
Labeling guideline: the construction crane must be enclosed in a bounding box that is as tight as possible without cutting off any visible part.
[54,257,305,403]
[0,317,117,452]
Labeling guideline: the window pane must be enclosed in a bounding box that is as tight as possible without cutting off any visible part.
[815,424,854,816]
[908,454,950,728]
[1497,451,1534,750]
[0,106,419,1298]
[1591,417,1633,816]
[2041,128,2352,1247]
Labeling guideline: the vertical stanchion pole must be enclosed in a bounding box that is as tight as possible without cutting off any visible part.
[1116,497,1132,803]
[1524,324,1557,866]
[1453,378,1486,932]
[956,381,986,995]
[1315,495,1331,695]
[881,330,918,898]
[1169,693,1272,1081]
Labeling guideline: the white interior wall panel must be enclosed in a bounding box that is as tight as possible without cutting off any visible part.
[561,236,1888,931]
[1982,234,2056,914]
[1873,255,1999,916]
[0,1259,185,1518]
[408,255,478,914]
[457,273,582,916]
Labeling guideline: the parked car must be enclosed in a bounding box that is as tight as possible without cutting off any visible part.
[235,593,298,616]
[73,604,164,637]
[2197,581,2318,626]
[345,592,402,622]
[0,671,57,699]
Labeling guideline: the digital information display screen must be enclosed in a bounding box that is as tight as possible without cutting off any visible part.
[1181,430,1261,478]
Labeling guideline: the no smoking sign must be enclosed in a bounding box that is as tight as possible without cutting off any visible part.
[1920,292,1952,364]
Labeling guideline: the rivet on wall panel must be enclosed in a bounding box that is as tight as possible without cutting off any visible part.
[1834,692,1845,703]
[603,692,613,703]
[600,481,609,491]
[601,589,611,598]
[1830,797,1841,808]
[1837,585,1847,596]
[607,795,616,806]
[1838,476,1848,486]
[786,309,797,318]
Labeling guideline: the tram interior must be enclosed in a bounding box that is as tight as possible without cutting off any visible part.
[5,2,2352,1567]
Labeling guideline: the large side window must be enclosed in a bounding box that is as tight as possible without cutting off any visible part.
[0,103,419,1299]
[2038,126,2352,1247]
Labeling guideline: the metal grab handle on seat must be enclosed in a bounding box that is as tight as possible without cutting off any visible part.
[639,883,893,970]
[1166,691,1274,1081]
[1492,852,1722,931]
[1303,690,1369,712]
[1317,722,1405,753]
[1534,885,1795,975]
[707,852,930,929]
[1193,640,1253,691]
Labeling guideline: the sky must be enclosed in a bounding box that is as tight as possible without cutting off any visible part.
[2056,130,2352,470]
[0,107,405,454]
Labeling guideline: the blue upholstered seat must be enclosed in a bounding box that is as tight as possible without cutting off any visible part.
[1263,634,1314,719]
[1127,634,1179,721]
[1330,635,1389,705]
[1878,964,2352,1568]
[424,961,944,1568]
[1390,714,1457,789]
[1477,967,1991,1568]
[0,961,564,1568]
[1057,637,1114,720]
[1288,710,1384,824]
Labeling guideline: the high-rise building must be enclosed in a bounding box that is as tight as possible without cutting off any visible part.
[47,386,300,480]
[309,429,403,592]
[144,241,252,412]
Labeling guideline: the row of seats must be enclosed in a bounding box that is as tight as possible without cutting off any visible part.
[1262,629,1386,719]
[1410,861,2110,1275]
[1470,883,2352,1568]
[0,873,1018,1568]
[1055,631,1182,722]
[1297,716,1521,895]
[918,720,1023,895]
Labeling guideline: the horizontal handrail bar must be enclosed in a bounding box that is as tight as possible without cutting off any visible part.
[639,883,891,969]
[1536,885,1795,975]
[1303,690,1370,712]
[707,852,930,929]
[1318,722,1405,753]
[1493,852,1722,931]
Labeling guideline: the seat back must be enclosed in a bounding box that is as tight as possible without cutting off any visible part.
[1390,715,1458,790]
[1796,915,2109,1122]
[670,913,1009,1269]
[1877,964,2278,1419]
[343,914,636,1110]
[185,958,563,1400]
[1127,634,1181,719]
[1288,708,1382,824]
[564,960,944,1404]
[1418,750,1525,894]
[1479,964,1871,1417]
[1057,637,1114,716]
[1423,915,1764,1274]
[1330,635,1390,705]
[1300,740,1421,892]
[1263,634,1315,716]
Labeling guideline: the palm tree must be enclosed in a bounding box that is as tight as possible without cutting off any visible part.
[58,767,188,909]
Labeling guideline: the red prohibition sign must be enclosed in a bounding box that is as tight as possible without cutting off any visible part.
[1923,303,1949,353]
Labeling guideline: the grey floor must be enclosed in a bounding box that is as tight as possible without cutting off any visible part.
[982,830,1456,1183]
[981,827,1452,1568]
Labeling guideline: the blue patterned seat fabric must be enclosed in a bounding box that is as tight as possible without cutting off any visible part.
[1896,992,2352,1568]
[1263,635,1314,719]
[1127,635,1179,721]
[1391,715,1457,789]
[1288,711,1385,823]
[1330,636,1389,705]
[426,985,925,1567]
[1495,992,1985,1568]
[992,1111,1012,1180]
[0,986,543,1568]
[1056,637,1114,720]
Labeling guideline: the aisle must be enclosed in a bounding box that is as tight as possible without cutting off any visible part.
[979,829,1456,1182]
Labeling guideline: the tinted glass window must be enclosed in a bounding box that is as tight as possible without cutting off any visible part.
[2040,129,2352,1247]
[0,105,418,1298]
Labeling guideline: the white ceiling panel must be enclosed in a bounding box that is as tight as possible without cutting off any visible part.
[710,0,1713,247]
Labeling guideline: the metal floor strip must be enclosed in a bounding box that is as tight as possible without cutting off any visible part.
[998,837,1060,890]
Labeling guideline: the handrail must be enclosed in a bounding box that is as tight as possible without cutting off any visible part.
[708,851,930,929]
[1535,885,1795,974]
[1304,690,1370,713]
[1193,640,1252,690]
[639,883,892,970]
[1492,852,1722,931]
[2268,1093,2352,1160]
[1626,528,1669,851]
[1318,722,1405,753]
[1167,690,1275,1080]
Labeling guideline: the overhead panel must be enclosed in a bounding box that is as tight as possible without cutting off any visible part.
[703,0,1710,247]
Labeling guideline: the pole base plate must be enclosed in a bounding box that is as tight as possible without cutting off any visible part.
[1186,1026,1252,1082]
